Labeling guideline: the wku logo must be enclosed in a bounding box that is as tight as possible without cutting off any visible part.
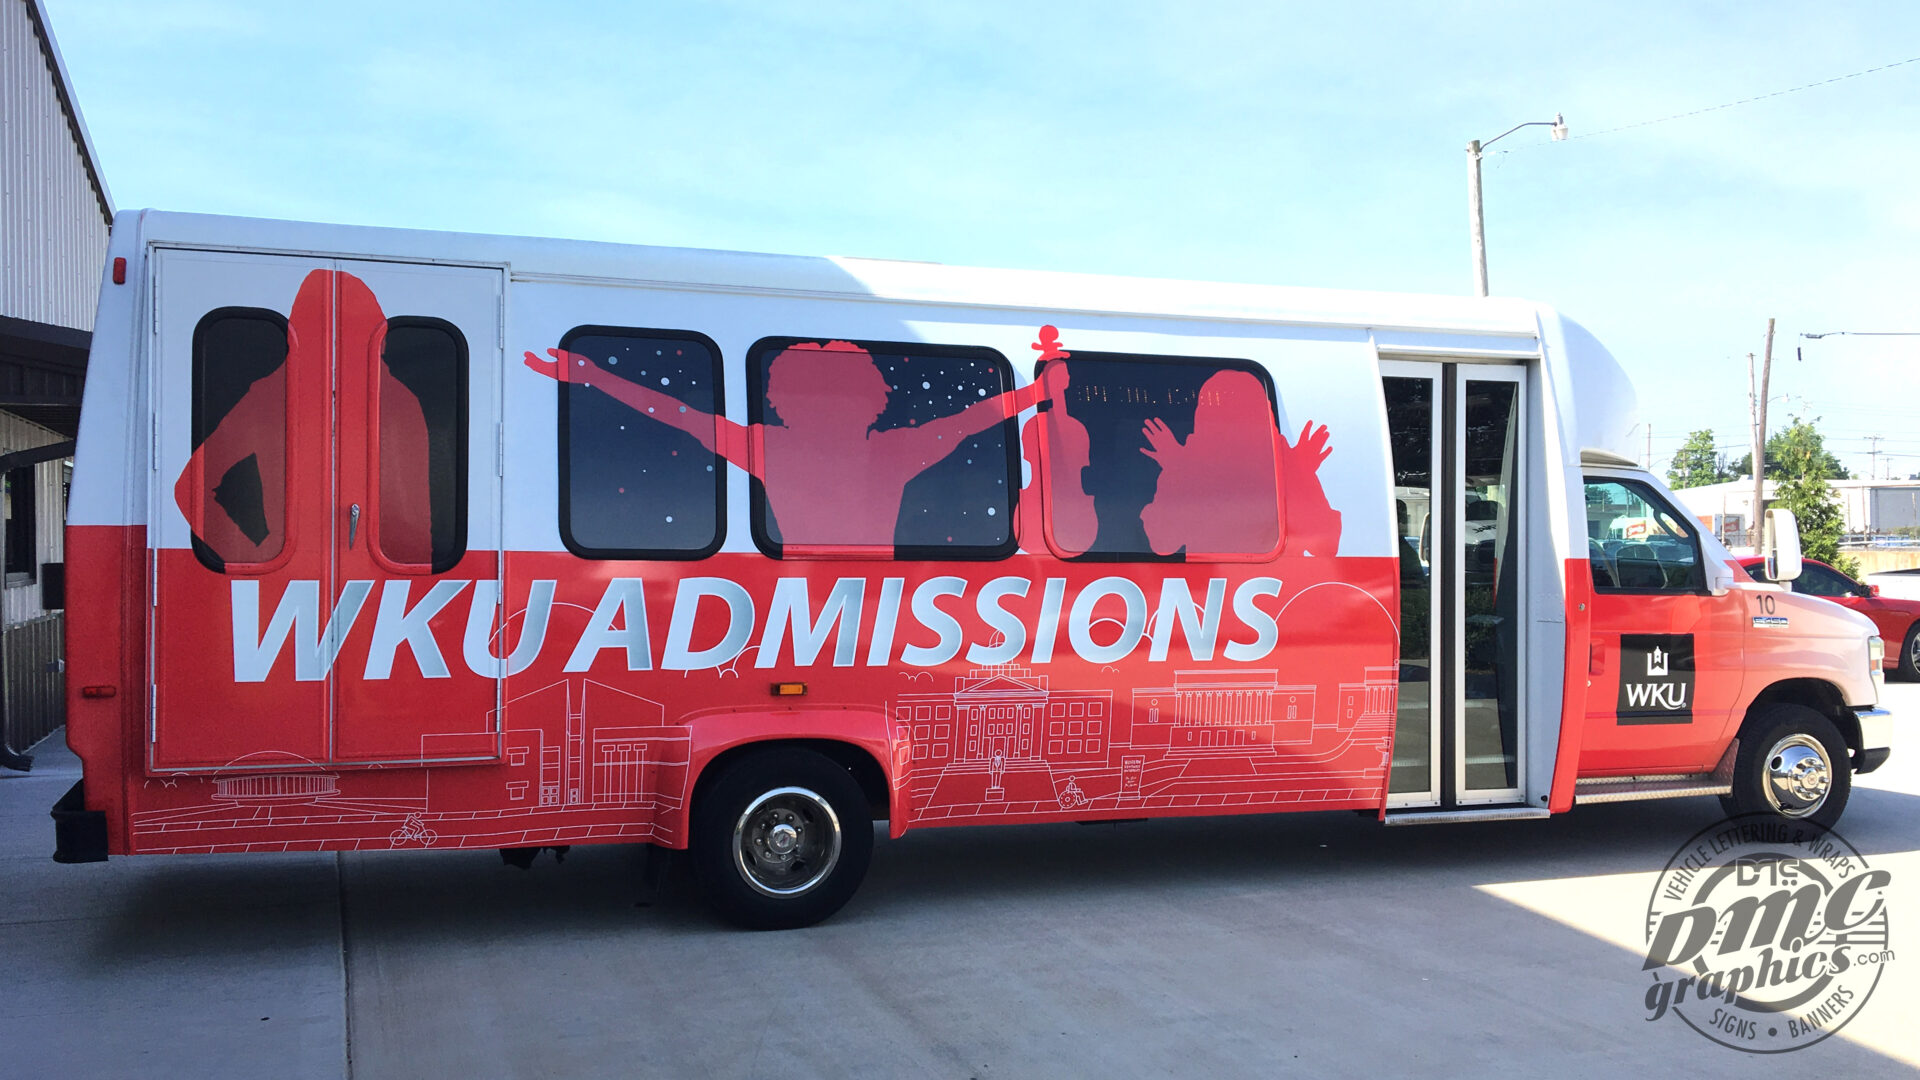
[1623,680,1688,711]
[1617,633,1695,725]
[229,574,1295,683]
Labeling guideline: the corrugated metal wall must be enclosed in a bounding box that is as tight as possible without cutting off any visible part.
[2,0,111,331]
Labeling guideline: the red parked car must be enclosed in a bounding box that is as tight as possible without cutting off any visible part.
[1742,556,1920,679]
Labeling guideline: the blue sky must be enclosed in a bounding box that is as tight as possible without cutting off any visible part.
[44,1,1920,478]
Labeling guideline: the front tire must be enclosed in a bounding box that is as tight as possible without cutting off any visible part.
[689,748,874,930]
[1719,704,1851,828]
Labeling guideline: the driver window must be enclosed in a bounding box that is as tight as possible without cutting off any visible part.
[1792,564,1855,598]
[1583,478,1704,593]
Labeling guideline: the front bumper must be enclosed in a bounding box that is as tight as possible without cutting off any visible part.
[1855,707,1892,774]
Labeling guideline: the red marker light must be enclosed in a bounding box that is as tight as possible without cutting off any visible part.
[112,257,126,285]
[80,685,117,699]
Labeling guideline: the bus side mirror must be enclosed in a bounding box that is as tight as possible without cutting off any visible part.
[1763,508,1803,583]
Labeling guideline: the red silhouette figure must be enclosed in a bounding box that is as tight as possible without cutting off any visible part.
[525,338,1056,552]
[176,270,434,567]
[1278,420,1340,556]
[1137,369,1282,556]
[1018,327,1098,557]
[1137,369,1341,557]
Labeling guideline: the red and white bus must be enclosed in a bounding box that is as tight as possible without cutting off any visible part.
[53,211,1892,928]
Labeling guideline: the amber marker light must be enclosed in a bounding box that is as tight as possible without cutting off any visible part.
[772,682,807,697]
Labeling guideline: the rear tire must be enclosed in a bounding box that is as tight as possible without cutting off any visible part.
[1718,704,1851,828]
[1896,625,1920,681]
[689,747,874,930]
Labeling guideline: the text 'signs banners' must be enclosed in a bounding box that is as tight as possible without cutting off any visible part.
[1643,816,1894,1052]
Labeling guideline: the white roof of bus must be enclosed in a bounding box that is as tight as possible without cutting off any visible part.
[128,210,1550,342]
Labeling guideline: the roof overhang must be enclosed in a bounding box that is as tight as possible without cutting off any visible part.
[0,315,88,438]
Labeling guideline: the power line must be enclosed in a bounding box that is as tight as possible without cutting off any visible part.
[1533,54,1920,144]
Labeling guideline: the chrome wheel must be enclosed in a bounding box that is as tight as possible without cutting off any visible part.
[732,786,842,897]
[1907,630,1919,675]
[1763,734,1832,818]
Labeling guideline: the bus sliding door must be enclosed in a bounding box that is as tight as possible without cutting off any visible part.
[1381,361,1527,807]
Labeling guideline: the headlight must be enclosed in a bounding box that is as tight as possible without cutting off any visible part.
[1869,635,1885,685]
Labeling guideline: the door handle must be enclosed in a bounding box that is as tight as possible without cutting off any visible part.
[348,503,361,549]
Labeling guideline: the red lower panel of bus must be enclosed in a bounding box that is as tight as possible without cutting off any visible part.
[67,526,1402,855]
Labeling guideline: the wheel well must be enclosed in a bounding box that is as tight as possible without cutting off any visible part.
[692,739,890,822]
[1745,679,1861,755]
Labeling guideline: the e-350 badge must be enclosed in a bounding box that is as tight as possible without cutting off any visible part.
[1618,633,1695,724]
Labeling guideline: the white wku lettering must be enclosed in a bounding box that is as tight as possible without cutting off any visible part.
[231,579,373,683]
[901,576,966,667]
[757,577,864,668]
[565,578,653,673]
[1149,578,1227,662]
[1223,577,1284,662]
[967,576,1031,666]
[865,577,906,667]
[463,579,556,677]
[365,579,470,679]
[1069,577,1148,664]
[662,577,755,670]
[224,571,1324,681]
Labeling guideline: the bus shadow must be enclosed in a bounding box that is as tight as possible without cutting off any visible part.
[79,785,1920,961]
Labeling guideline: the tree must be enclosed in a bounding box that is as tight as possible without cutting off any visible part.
[1728,416,1849,481]
[1666,429,1726,488]
[1766,415,1859,577]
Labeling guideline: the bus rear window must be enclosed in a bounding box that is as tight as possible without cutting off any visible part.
[188,307,290,572]
[377,317,467,574]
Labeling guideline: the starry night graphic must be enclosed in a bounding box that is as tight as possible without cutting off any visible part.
[561,330,721,556]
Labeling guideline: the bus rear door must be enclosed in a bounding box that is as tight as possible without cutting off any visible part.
[150,251,504,769]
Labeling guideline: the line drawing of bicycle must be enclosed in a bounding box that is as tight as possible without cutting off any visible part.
[389,814,438,847]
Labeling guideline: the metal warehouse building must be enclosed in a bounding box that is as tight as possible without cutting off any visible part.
[1,0,111,768]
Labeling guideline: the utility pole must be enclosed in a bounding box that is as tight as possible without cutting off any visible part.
[1645,424,1653,470]
[1467,139,1488,297]
[1866,434,1883,480]
[1748,318,1775,550]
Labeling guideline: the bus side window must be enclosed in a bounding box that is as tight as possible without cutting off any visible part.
[188,307,290,572]
[377,317,468,574]
[746,337,1017,559]
[558,327,725,560]
[1040,352,1283,561]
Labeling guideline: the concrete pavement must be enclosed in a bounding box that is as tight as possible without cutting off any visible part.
[5,688,1918,1079]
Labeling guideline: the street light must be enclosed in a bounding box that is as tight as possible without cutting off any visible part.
[1467,113,1566,297]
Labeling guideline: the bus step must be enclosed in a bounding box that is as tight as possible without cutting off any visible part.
[1574,775,1731,805]
[1382,807,1551,826]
